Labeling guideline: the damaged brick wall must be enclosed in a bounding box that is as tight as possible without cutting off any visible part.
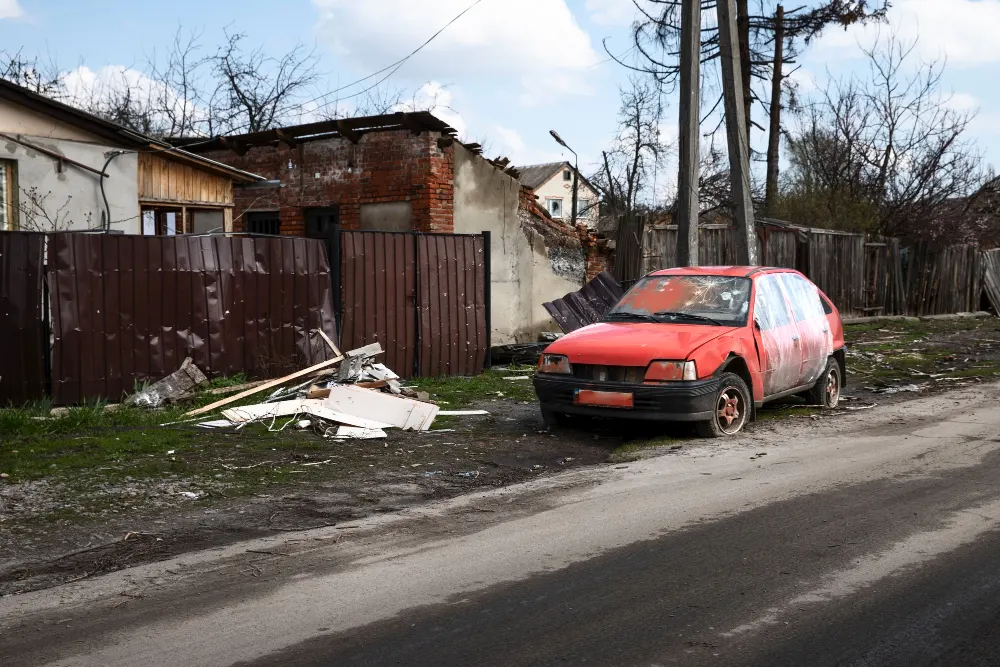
[517,185,612,283]
[204,129,455,234]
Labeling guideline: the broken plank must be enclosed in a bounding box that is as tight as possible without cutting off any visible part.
[437,410,490,416]
[221,399,392,429]
[206,379,272,396]
[323,385,438,431]
[184,356,343,417]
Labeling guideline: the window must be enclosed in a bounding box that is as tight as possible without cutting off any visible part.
[546,198,564,219]
[563,169,572,181]
[246,211,281,235]
[607,275,751,327]
[141,208,184,235]
[753,274,792,330]
[778,273,824,323]
[0,159,17,231]
[576,198,591,217]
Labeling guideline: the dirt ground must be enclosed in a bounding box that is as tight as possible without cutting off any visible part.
[2,315,999,596]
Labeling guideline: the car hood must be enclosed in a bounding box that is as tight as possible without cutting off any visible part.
[545,322,738,367]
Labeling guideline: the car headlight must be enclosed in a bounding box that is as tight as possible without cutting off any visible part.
[537,354,572,375]
[644,360,697,382]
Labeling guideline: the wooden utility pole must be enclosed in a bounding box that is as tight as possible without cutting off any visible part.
[764,4,785,217]
[716,0,759,265]
[676,0,701,267]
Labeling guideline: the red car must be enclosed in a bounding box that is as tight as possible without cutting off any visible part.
[534,267,846,437]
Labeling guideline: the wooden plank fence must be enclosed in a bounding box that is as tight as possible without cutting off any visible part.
[637,221,986,318]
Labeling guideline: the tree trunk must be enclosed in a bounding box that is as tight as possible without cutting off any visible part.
[764,5,785,217]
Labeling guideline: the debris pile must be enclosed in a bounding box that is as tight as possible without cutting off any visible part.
[128,331,464,439]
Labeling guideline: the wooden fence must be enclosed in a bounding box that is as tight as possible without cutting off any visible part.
[637,222,984,318]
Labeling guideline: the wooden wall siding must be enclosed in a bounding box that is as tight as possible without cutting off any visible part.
[138,153,234,206]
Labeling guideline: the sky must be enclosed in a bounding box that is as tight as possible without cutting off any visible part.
[1,0,999,205]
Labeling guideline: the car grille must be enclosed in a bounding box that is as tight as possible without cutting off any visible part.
[572,364,646,384]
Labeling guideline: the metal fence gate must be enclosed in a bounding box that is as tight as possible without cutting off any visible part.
[0,231,48,405]
[337,230,490,379]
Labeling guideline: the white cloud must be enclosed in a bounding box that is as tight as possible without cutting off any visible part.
[585,0,636,26]
[493,124,526,155]
[946,92,980,112]
[0,0,23,19]
[313,0,599,105]
[394,80,468,138]
[814,0,1000,66]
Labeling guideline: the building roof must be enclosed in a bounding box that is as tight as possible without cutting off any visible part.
[0,78,264,183]
[518,161,599,195]
[172,111,461,155]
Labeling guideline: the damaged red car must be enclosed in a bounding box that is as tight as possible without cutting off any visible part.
[533,267,845,437]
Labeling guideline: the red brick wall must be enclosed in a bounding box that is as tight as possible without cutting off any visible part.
[204,130,455,234]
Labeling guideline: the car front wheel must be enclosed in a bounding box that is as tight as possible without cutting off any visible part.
[696,372,751,438]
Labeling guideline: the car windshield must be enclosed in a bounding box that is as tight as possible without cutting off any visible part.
[604,275,752,327]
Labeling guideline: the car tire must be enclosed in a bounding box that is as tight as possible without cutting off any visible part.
[808,358,841,409]
[696,373,751,438]
[541,408,568,429]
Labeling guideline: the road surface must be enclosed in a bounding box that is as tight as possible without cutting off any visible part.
[3,384,1000,666]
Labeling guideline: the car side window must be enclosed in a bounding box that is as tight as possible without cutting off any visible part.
[778,273,825,323]
[753,274,792,331]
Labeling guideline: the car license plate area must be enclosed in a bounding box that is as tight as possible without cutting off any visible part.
[574,389,634,409]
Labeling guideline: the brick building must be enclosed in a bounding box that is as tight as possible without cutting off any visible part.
[176,112,611,343]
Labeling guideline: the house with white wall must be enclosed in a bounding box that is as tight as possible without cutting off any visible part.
[0,79,262,234]
[518,161,600,228]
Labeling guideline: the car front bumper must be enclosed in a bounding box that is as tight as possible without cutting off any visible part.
[533,374,719,421]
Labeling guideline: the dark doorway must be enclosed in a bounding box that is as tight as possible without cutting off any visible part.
[305,207,342,332]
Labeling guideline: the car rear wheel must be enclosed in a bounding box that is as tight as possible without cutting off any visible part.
[696,373,751,438]
[808,358,841,409]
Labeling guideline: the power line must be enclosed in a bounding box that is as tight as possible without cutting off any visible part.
[272,0,487,122]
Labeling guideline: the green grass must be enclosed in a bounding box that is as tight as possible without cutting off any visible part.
[608,436,684,463]
[409,365,537,408]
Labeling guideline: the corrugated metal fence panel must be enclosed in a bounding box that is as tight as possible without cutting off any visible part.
[0,232,47,405]
[49,234,336,404]
[339,231,417,377]
[543,270,624,334]
[416,234,487,377]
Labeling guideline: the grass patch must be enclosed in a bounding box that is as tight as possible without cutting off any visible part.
[410,365,537,408]
[608,435,684,463]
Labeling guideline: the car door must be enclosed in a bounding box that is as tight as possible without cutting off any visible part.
[778,272,834,387]
[752,273,802,396]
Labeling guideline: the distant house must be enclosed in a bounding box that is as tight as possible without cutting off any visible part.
[0,79,263,234]
[518,161,599,228]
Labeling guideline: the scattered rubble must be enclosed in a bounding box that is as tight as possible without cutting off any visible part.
[127,357,208,408]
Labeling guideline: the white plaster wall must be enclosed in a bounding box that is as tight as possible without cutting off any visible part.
[452,145,583,345]
[1,134,139,233]
[529,166,599,228]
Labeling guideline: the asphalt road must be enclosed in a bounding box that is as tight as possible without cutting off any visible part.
[4,384,1000,667]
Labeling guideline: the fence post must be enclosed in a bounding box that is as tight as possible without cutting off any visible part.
[482,230,492,370]
[413,232,421,378]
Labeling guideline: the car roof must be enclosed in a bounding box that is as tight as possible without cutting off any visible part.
[647,266,797,278]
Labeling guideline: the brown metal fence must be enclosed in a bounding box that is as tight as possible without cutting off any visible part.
[339,230,489,379]
[0,232,47,405]
[48,234,337,404]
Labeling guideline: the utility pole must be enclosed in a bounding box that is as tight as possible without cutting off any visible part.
[676,0,701,267]
[716,0,759,265]
[764,4,785,217]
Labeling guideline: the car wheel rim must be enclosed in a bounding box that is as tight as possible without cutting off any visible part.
[826,368,840,407]
[716,387,745,435]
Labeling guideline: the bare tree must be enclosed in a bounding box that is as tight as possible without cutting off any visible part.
[779,33,987,238]
[213,31,320,134]
[0,49,64,95]
[146,28,210,137]
[592,76,669,219]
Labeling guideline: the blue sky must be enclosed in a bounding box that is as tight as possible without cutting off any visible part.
[2,0,998,203]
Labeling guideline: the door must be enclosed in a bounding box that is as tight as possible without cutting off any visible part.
[305,207,342,331]
[752,273,802,396]
[778,272,833,387]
